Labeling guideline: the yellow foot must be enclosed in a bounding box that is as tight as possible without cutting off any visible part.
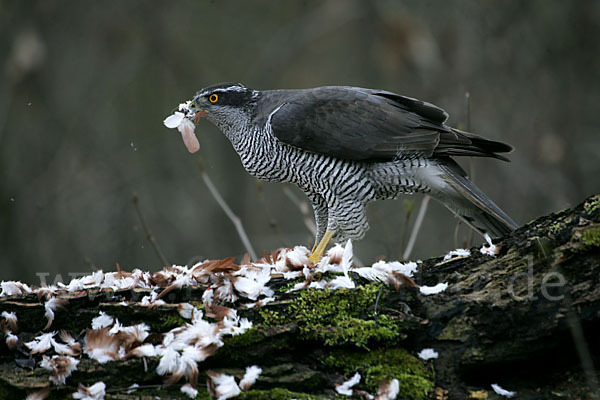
[309,231,333,264]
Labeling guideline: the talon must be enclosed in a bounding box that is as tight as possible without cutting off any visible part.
[308,231,333,264]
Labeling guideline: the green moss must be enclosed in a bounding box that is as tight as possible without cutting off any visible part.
[260,284,402,348]
[548,222,566,234]
[437,316,472,342]
[259,309,288,326]
[461,346,485,363]
[323,348,434,400]
[194,388,212,400]
[238,388,335,399]
[581,225,600,247]
[146,313,188,331]
[583,195,600,215]
[279,278,305,292]
[223,326,264,348]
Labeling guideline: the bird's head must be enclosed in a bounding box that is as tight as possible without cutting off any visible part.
[190,83,257,131]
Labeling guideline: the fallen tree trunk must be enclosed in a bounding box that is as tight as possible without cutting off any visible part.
[1,194,599,399]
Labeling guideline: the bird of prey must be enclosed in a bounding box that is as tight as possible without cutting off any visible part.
[182,83,517,263]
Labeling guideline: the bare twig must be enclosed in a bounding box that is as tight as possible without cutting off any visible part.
[198,161,257,261]
[256,180,288,247]
[402,195,431,260]
[282,185,317,236]
[453,220,463,249]
[132,193,170,267]
[373,286,384,327]
[106,383,207,393]
[566,296,600,396]
[465,91,476,248]
[400,199,415,256]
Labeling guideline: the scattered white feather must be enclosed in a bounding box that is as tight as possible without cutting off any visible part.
[129,343,157,358]
[40,355,79,385]
[108,319,123,335]
[1,311,17,323]
[126,383,139,394]
[288,281,308,292]
[326,243,345,260]
[340,239,353,270]
[1,311,18,332]
[491,383,516,397]
[1,280,32,296]
[417,348,439,360]
[443,248,471,261]
[282,270,303,280]
[376,378,399,400]
[419,282,448,295]
[239,365,262,390]
[25,332,56,354]
[202,287,215,305]
[286,246,310,267]
[369,260,418,278]
[156,346,180,376]
[119,323,150,343]
[91,312,114,330]
[58,330,78,346]
[44,296,65,330]
[72,381,106,400]
[326,276,356,289]
[207,371,241,400]
[222,314,253,337]
[173,346,201,382]
[181,383,198,399]
[302,266,311,279]
[480,233,499,256]
[84,327,121,364]
[307,280,327,290]
[336,372,361,396]
[5,331,18,349]
[256,296,275,307]
[232,276,264,300]
[51,340,77,356]
[178,303,196,320]
[215,279,237,303]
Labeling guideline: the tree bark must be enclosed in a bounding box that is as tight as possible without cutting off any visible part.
[1,194,599,400]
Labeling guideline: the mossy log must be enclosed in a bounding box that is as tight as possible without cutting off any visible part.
[1,194,599,399]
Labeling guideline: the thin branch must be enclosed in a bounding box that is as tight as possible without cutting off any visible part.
[106,383,207,393]
[282,185,317,236]
[566,291,600,394]
[132,193,170,267]
[256,180,288,247]
[400,199,415,256]
[402,195,431,260]
[198,161,257,261]
[373,286,384,327]
[465,91,476,248]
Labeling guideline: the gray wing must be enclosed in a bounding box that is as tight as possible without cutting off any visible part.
[268,86,512,161]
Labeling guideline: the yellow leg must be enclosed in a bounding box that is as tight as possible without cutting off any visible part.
[309,231,333,264]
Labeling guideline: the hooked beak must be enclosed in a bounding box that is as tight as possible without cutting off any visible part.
[194,110,208,123]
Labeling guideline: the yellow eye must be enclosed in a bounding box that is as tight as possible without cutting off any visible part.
[209,94,219,103]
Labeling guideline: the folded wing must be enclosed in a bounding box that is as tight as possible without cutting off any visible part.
[269,86,512,162]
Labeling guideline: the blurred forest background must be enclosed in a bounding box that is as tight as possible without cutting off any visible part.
[1,0,599,283]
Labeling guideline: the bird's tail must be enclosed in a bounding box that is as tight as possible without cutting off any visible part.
[431,159,518,238]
